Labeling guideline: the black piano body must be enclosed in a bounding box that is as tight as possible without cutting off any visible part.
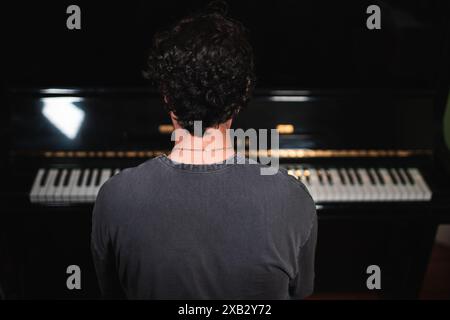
[1,87,450,299]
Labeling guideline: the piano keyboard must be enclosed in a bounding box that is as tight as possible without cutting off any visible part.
[29,166,432,204]
[283,166,432,202]
[30,168,121,203]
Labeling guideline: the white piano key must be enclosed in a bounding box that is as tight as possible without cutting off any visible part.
[366,169,378,201]
[356,169,374,201]
[325,169,337,201]
[53,169,68,202]
[398,168,420,201]
[91,169,112,201]
[378,168,396,201]
[29,169,45,203]
[341,169,357,202]
[404,169,425,200]
[348,168,363,201]
[408,168,432,201]
[370,168,383,201]
[390,168,408,201]
[311,169,326,201]
[398,168,416,200]
[71,169,89,203]
[86,169,99,202]
[301,169,313,195]
[337,169,351,201]
[297,168,305,182]
[42,169,58,202]
[328,169,344,202]
[77,170,88,202]
[317,169,329,201]
[36,170,51,202]
[63,169,80,202]
[79,169,92,203]
[407,169,425,200]
[349,168,361,201]
[322,169,335,201]
[309,169,320,202]
[357,169,372,201]
[367,169,380,201]
[320,169,331,202]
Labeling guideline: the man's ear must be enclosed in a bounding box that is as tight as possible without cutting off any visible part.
[169,111,175,121]
[170,111,182,129]
[225,118,233,129]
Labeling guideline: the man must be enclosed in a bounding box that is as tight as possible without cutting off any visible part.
[91,6,317,299]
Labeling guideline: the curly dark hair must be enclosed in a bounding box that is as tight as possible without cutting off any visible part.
[144,2,255,135]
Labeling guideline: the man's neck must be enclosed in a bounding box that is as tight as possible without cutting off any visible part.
[168,126,235,165]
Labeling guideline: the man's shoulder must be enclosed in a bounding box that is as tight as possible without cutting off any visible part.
[93,158,161,223]
[270,167,317,243]
[97,158,160,198]
[275,167,314,201]
[237,162,316,244]
[271,167,316,218]
[235,159,313,201]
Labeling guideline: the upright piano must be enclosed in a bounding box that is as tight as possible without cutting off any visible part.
[1,86,450,299]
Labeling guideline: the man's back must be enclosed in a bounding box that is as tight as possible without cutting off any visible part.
[91,154,317,299]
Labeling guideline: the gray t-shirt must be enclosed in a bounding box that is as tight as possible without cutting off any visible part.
[91,154,317,299]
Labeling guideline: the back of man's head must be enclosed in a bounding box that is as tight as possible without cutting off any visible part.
[145,1,255,135]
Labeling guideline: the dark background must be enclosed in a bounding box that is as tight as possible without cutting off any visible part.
[2,0,449,90]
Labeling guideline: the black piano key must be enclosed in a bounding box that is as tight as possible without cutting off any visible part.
[95,170,102,186]
[367,169,376,185]
[353,168,363,185]
[396,168,406,185]
[325,169,333,185]
[86,169,93,186]
[40,169,49,187]
[63,169,71,186]
[338,169,347,185]
[77,170,85,187]
[346,169,355,185]
[389,169,398,185]
[53,169,62,187]
[317,169,324,185]
[374,169,385,185]
[403,168,415,185]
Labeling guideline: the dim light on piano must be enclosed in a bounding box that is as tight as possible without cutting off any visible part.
[42,97,84,139]
[159,124,175,134]
[276,124,295,134]
[268,96,310,102]
[41,88,80,95]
